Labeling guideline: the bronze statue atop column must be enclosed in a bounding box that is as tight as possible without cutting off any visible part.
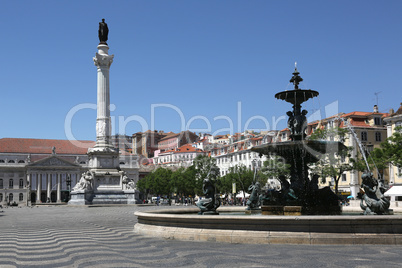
[98,18,109,44]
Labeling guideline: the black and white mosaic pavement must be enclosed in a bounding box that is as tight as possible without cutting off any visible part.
[0,205,401,267]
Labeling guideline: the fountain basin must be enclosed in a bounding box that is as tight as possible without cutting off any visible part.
[134,207,402,245]
[251,140,347,162]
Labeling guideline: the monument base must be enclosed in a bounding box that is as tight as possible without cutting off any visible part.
[91,190,137,205]
[68,190,93,205]
[68,189,138,205]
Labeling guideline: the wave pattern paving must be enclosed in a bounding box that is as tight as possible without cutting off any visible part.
[0,205,401,267]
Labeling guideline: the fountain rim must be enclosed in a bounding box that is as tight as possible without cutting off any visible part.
[135,207,401,220]
[134,207,402,245]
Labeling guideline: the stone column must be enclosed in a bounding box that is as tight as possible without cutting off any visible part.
[57,173,61,203]
[26,173,31,206]
[47,173,51,202]
[93,44,114,148]
[36,173,41,202]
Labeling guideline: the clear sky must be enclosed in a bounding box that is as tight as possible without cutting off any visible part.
[1,0,401,141]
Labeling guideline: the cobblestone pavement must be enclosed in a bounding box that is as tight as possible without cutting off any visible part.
[0,205,401,268]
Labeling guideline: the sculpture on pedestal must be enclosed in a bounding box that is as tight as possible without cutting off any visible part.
[72,171,93,191]
[122,172,135,190]
[196,178,220,214]
[246,181,261,210]
[359,172,391,215]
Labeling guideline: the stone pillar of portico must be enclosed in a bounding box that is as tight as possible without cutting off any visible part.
[36,174,41,202]
[47,173,51,202]
[27,173,31,206]
[57,173,61,203]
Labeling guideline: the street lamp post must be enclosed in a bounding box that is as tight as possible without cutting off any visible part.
[66,175,71,202]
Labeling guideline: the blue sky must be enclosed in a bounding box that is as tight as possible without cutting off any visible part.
[1,1,401,141]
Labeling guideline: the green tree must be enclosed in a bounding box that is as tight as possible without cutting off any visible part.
[171,166,198,202]
[217,174,233,198]
[308,127,356,195]
[139,167,173,198]
[261,155,291,179]
[228,164,254,200]
[192,155,220,199]
[369,126,402,177]
[193,155,220,181]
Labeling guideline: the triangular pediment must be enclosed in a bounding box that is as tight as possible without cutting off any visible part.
[28,156,79,167]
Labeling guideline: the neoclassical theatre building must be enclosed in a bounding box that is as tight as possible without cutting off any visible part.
[0,138,139,206]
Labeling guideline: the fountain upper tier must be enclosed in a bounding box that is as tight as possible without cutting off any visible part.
[275,66,319,106]
[275,89,319,106]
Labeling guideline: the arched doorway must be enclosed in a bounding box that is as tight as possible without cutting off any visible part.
[51,192,57,202]
[31,192,36,203]
[41,193,46,203]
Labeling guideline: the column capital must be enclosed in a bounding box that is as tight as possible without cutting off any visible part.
[93,52,114,68]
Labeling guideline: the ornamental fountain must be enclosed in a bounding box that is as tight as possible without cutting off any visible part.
[134,66,402,244]
[251,66,345,215]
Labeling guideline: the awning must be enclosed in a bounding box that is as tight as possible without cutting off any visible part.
[384,185,402,196]
[236,191,250,198]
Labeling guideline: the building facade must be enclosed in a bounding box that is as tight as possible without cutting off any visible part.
[0,138,139,206]
[307,106,389,197]
[383,103,402,187]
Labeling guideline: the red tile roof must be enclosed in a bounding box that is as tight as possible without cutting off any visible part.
[161,144,204,154]
[0,138,95,155]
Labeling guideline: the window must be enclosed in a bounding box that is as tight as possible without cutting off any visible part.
[0,193,2,201]
[374,117,381,125]
[375,132,382,142]
[8,160,15,163]
[19,193,24,201]
[9,179,13,188]
[18,160,25,163]
[361,131,368,141]
[342,174,347,182]
[19,179,24,189]
[0,179,3,189]
[9,193,13,202]
[0,160,4,163]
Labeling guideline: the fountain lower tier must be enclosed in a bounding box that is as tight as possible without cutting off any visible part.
[251,140,347,214]
[251,140,346,161]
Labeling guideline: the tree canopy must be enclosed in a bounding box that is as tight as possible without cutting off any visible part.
[308,126,357,195]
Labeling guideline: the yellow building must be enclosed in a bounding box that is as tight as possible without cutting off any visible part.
[383,103,402,188]
[307,106,389,198]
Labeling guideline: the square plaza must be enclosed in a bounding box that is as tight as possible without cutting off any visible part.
[0,205,401,267]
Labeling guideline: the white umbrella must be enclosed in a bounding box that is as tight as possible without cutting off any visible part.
[236,191,250,198]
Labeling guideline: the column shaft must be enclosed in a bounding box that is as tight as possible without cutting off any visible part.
[36,174,41,202]
[57,173,61,203]
[47,173,51,202]
[27,173,31,206]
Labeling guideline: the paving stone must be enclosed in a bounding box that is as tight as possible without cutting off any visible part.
[0,206,402,267]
